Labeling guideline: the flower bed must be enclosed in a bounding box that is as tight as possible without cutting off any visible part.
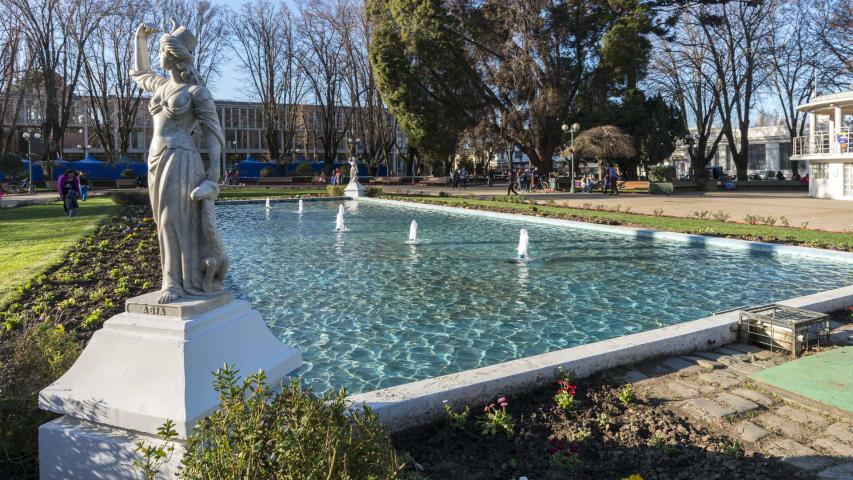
[393,374,810,480]
[0,204,159,479]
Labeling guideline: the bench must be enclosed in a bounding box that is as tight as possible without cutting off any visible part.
[116,179,136,189]
[616,180,649,190]
[258,176,293,185]
[419,176,450,185]
[373,176,403,184]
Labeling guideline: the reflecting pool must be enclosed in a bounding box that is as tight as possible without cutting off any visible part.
[218,200,853,394]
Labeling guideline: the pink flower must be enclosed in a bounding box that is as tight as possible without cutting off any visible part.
[497,396,506,404]
[499,402,508,408]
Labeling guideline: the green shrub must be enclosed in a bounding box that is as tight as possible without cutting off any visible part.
[121,168,136,179]
[292,162,313,177]
[365,186,383,198]
[648,182,673,195]
[139,366,404,479]
[0,320,81,478]
[327,184,346,197]
[0,152,25,177]
[648,165,669,182]
[111,190,149,206]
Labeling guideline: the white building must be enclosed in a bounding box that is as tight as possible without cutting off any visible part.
[665,125,796,180]
[791,90,853,200]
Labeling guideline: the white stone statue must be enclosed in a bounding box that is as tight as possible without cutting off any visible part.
[130,21,228,304]
[348,156,359,184]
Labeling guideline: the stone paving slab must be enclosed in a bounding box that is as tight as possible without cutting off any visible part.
[691,350,730,362]
[727,343,765,354]
[776,405,832,429]
[727,361,764,376]
[825,423,853,443]
[818,463,853,479]
[766,438,835,471]
[698,371,742,388]
[661,356,700,373]
[682,397,736,418]
[662,380,700,400]
[736,421,770,443]
[681,355,722,370]
[716,392,760,414]
[715,347,750,361]
[621,370,649,384]
[755,412,806,438]
[812,437,853,458]
[730,388,774,407]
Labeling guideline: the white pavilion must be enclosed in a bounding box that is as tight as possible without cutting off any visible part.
[791,90,853,200]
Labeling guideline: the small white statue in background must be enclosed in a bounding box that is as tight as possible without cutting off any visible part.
[348,156,359,185]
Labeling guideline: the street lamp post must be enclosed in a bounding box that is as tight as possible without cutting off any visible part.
[23,130,42,194]
[562,123,580,193]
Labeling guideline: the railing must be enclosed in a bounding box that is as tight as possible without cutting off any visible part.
[793,128,851,156]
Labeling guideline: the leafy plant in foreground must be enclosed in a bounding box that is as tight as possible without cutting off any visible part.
[443,401,470,430]
[618,384,636,406]
[138,365,403,479]
[478,396,514,437]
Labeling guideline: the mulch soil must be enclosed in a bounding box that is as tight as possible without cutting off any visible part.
[0,204,159,357]
[393,376,814,480]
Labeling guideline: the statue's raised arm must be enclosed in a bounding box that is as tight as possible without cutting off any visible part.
[130,23,168,93]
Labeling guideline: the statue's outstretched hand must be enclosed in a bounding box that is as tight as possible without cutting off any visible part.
[190,179,219,201]
[136,23,159,37]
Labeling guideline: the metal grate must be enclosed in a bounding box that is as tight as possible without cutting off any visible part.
[738,304,830,356]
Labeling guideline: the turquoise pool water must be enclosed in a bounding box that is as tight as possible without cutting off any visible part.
[218,200,853,394]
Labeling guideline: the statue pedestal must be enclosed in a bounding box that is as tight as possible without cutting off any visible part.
[38,292,302,479]
[345,180,365,198]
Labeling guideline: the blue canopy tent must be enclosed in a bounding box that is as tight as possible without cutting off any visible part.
[237,157,279,179]
[21,159,46,182]
[66,157,119,180]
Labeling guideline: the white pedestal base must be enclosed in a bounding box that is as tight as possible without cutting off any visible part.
[38,292,301,479]
[345,180,365,198]
[40,416,184,480]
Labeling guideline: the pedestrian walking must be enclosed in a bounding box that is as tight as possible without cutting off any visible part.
[608,164,619,195]
[57,169,81,215]
[507,169,518,195]
[79,172,90,200]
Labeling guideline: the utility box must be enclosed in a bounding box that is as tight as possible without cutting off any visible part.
[738,304,830,356]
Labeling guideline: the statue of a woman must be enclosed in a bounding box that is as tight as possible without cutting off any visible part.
[130,22,228,304]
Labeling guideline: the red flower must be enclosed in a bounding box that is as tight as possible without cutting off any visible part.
[569,442,579,453]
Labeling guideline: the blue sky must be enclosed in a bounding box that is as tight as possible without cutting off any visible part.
[207,0,298,102]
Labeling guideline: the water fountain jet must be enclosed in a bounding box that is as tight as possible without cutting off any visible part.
[265,197,271,210]
[298,199,304,215]
[517,229,530,259]
[406,220,418,244]
[335,205,347,231]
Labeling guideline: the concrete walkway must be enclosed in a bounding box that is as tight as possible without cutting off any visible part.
[620,322,853,479]
[381,185,853,233]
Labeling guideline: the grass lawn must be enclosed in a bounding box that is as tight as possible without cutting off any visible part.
[218,187,327,200]
[0,197,118,305]
[392,195,853,250]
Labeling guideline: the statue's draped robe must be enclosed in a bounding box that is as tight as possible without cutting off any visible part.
[130,69,226,295]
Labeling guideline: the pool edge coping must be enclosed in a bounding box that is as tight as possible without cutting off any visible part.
[355,197,853,262]
[347,285,853,432]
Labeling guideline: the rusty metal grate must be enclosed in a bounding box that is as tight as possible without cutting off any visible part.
[738,304,830,356]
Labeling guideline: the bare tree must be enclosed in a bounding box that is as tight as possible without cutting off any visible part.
[813,0,853,76]
[298,0,348,170]
[8,0,113,163]
[76,0,149,163]
[227,0,306,164]
[336,0,396,173]
[699,0,776,180]
[0,14,27,153]
[649,14,723,180]
[157,0,227,86]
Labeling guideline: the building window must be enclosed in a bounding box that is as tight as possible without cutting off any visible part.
[747,144,766,170]
[844,164,853,197]
[779,142,792,170]
[811,163,829,179]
